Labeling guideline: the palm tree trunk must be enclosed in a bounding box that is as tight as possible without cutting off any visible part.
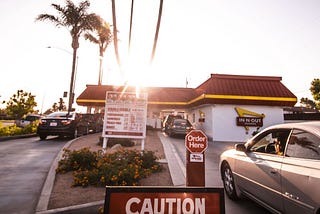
[111,0,121,66]
[98,51,103,85]
[128,0,134,52]
[68,45,78,113]
[150,0,164,64]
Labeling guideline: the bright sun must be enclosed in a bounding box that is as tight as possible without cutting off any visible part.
[122,53,153,88]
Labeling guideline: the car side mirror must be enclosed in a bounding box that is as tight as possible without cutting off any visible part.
[235,143,246,152]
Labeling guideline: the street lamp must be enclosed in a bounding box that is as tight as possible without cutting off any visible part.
[47,46,78,113]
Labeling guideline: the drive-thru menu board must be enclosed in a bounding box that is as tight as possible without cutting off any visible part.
[102,91,148,139]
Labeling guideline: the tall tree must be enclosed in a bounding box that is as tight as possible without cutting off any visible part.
[84,16,112,85]
[5,90,37,119]
[300,97,317,109]
[309,78,320,109]
[36,0,99,113]
[150,0,164,63]
[310,78,320,101]
[128,0,134,51]
[111,0,121,67]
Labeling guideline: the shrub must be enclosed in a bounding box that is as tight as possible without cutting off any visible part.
[56,148,162,187]
[0,121,38,136]
[56,148,98,173]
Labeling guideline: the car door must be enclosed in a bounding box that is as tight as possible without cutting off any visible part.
[235,129,291,213]
[281,129,320,214]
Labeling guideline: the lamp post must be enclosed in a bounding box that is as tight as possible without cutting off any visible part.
[47,46,78,113]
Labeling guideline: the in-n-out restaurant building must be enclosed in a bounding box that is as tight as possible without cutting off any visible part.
[76,74,297,142]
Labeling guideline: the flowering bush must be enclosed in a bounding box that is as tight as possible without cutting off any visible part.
[56,148,162,187]
[56,148,98,173]
[0,122,37,136]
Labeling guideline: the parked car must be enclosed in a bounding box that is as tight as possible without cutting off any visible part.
[15,114,41,127]
[80,113,103,133]
[165,118,193,137]
[219,121,320,214]
[162,114,183,133]
[37,111,90,140]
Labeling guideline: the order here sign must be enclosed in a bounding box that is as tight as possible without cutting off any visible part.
[104,187,225,214]
[185,130,208,154]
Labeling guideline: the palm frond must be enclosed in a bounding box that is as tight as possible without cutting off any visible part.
[35,14,62,27]
[84,33,99,44]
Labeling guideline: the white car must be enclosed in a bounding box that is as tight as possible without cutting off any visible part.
[220,121,320,214]
[15,114,41,127]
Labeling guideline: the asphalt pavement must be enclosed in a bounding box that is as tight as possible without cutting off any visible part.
[0,136,69,214]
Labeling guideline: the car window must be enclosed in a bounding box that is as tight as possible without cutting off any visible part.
[249,129,291,155]
[48,112,74,118]
[286,129,320,160]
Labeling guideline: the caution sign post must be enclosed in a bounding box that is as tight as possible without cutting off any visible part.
[185,130,208,186]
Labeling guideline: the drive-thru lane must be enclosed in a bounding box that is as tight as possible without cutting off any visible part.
[0,136,68,214]
[159,132,271,214]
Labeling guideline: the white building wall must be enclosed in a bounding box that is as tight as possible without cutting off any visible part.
[148,104,285,142]
[211,105,284,142]
[187,104,284,142]
[188,105,214,139]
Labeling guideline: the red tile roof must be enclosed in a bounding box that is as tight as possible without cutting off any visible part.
[76,74,297,108]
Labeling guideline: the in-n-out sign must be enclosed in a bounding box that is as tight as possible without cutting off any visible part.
[185,130,208,154]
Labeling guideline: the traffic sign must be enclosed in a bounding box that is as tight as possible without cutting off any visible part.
[185,130,208,153]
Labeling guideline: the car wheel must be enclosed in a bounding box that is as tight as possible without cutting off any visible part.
[39,134,47,140]
[221,163,239,200]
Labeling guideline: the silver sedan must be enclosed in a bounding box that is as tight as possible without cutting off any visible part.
[219,121,320,214]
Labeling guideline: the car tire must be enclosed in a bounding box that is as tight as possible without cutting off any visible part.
[39,134,47,140]
[221,162,239,200]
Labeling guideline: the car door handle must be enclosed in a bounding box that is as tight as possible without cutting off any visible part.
[270,169,278,175]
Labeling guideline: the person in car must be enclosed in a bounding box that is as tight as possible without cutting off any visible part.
[274,138,284,156]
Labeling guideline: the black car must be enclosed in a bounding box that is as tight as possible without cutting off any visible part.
[81,113,104,133]
[37,111,91,140]
[162,114,183,133]
[165,118,193,137]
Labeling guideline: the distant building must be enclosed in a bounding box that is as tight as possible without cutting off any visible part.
[77,74,297,142]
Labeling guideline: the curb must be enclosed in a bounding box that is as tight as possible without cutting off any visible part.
[157,132,186,186]
[0,133,37,141]
[36,200,104,214]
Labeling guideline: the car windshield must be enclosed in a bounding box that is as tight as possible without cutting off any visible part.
[47,112,74,118]
[174,119,191,126]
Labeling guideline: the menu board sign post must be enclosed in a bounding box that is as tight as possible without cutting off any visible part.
[102,91,148,151]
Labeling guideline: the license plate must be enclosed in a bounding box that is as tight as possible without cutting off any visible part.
[50,122,57,126]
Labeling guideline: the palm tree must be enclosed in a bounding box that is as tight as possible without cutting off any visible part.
[36,0,99,113]
[111,0,121,67]
[84,16,112,85]
[128,0,135,51]
[150,0,164,63]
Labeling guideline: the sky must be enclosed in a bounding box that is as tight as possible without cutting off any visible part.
[1,0,320,113]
